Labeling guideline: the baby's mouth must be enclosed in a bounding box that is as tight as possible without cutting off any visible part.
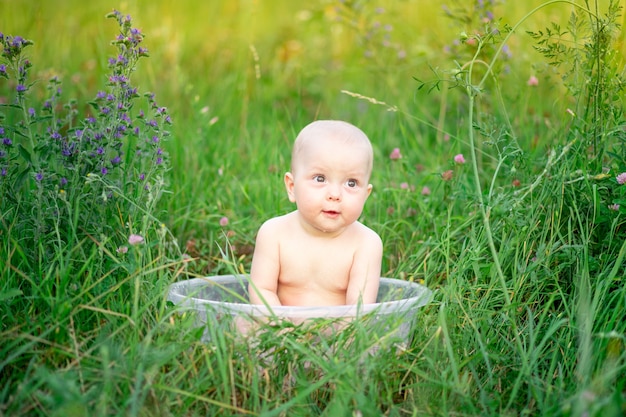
[323,210,340,217]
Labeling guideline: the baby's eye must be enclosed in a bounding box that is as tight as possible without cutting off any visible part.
[313,175,326,183]
[346,179,358,188]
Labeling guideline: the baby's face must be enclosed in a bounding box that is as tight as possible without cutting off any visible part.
[286,136,372,235]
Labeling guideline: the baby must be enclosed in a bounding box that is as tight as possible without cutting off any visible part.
[248,120,382,307]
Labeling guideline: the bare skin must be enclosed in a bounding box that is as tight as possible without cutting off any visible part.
[249,120,382,307]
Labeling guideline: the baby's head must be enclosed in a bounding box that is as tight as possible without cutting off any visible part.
[290,120,373,178]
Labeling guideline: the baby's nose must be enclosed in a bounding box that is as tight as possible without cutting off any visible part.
[327,184,342,200]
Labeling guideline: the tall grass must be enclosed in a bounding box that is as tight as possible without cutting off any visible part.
[1,0,625,416]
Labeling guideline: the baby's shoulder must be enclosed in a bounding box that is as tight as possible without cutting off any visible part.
[350,221,383,247]
[258,212,296,234]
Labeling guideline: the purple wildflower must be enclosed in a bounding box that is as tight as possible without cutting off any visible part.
[101,167,108,175]
[60,177,68,186]
[35,172,43,181]
[16,84,26,93]
[12,36,24,47]
[111,155,121,165]
[3,138,12,146]
[128,234,144,245]
[109,75,128,84]
[389,148,402,160]
[65,142,78,157]
[126,87,138,98]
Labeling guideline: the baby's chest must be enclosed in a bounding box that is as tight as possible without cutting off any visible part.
[279,240,355,285]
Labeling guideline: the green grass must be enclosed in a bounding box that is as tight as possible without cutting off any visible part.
[1,0,626,416]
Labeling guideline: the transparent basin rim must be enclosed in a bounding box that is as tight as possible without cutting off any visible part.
[167,275,432,319]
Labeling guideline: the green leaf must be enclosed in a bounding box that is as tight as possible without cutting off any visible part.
[0,103,23,110]
[0,288,23,301]
[17,144,32,164]
[14,165,31,191]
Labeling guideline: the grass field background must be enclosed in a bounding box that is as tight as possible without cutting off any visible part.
[1,1,625,416]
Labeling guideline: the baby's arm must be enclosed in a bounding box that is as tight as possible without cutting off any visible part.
[249,220,283,306]
[346,230,383,305]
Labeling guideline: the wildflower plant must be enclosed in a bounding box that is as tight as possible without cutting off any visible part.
[529,0,626,266]
[0,10,171,272]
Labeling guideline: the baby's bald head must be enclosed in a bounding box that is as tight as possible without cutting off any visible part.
[291,120,373,177]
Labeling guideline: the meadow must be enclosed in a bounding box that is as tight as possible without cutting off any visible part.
[1,0,625,415]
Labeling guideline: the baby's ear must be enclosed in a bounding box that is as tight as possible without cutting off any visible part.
[284,172,296,202]
[367,183,373,196]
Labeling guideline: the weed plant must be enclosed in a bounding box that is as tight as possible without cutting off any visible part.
[0,1,625,416]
